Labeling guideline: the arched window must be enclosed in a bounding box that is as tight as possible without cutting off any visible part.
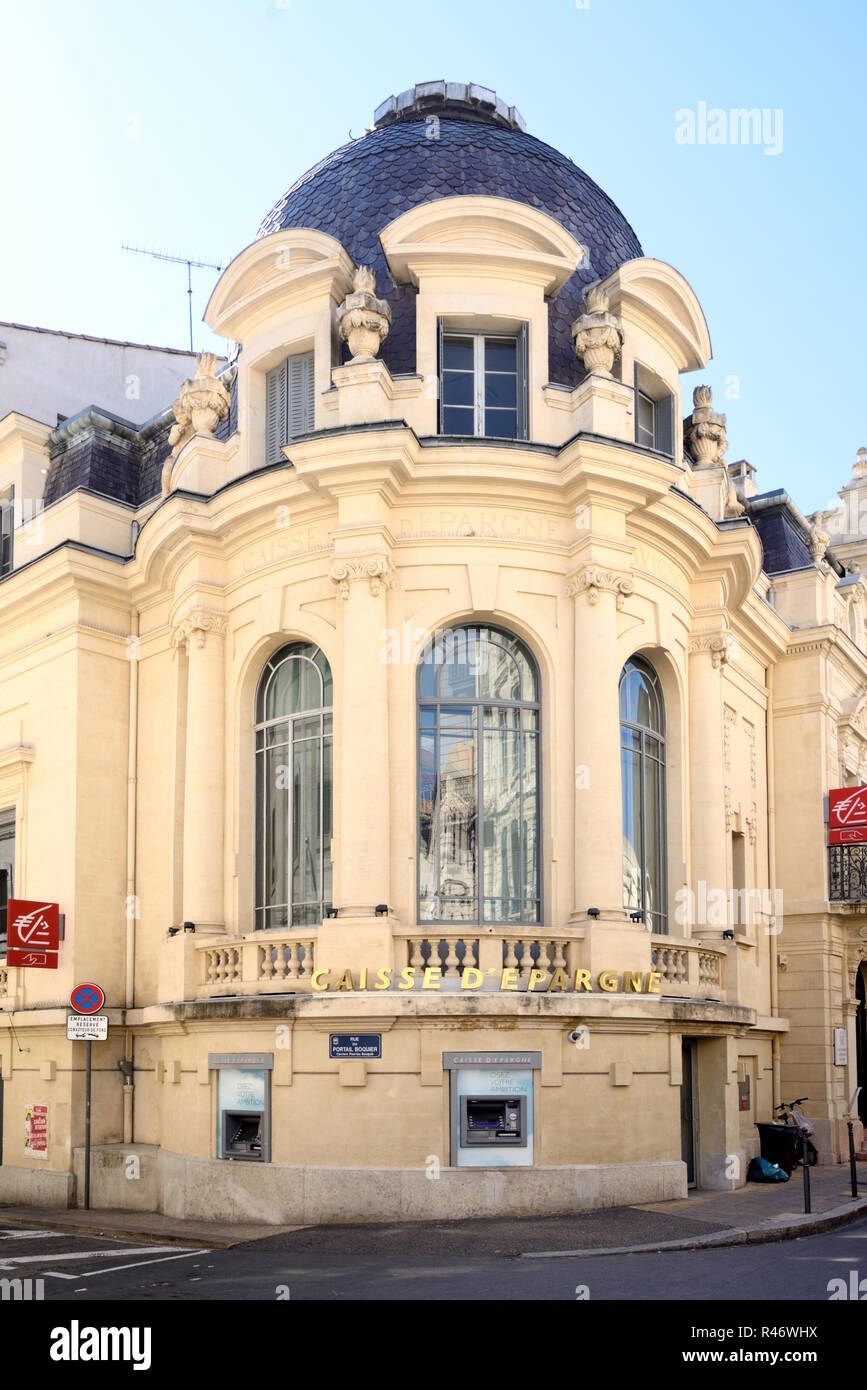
[620,656,667,934]
[255,643,332,929]
[418,625,540,924]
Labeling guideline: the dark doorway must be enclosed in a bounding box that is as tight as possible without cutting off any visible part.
[680,1039,699,1187]
[857,964,866,1126]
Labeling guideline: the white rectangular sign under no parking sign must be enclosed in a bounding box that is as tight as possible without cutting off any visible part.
[66,1014,108,1041]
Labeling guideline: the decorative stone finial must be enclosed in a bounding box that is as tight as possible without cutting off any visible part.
[684,384,728,466]
[853,446,867,478]
[162,353,231,494]
[809,525,831,563]
[571,282,623,378]
[336,265,392,363]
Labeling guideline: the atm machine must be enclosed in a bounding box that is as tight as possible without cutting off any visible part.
[447,1054,537,1167]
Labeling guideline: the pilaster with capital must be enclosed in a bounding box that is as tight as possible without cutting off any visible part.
[568,563,632,919]
[328,552,394,918]
[173,607,228,933]
[688,632,731,904]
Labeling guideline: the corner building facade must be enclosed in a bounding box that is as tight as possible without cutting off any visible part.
[0,84,865,1223]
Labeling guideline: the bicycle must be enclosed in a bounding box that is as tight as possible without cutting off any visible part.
[774,1097,818,1166]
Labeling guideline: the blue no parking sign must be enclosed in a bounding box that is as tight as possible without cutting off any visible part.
[70,982,105,1015]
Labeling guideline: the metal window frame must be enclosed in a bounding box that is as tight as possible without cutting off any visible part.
[619,657,668,934]
[417,625,542,927]
[254,645,333,930]
[0,486,14,577]
[0,806,15,948]
[438,326,528,441]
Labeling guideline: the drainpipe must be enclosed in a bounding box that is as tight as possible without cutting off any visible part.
[766,662,781,1110]
[123,611,140,1143]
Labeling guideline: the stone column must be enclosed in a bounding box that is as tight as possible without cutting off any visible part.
[316,554,396,977]
[174,609,227,934]
[568,565,648,973]
[688,634,732,923]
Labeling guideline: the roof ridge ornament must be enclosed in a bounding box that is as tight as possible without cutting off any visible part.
[373,82,526,133]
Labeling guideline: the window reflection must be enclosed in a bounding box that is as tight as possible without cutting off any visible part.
[620,657,667,934]
[419,626,540,924]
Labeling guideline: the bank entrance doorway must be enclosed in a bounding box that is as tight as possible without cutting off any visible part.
[681,1039,699,1187]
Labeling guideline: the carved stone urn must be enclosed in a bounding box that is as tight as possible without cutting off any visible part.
[168,353,231,457]
[571,283,624,378]
[336,266,392,363]
[684,384,728,465]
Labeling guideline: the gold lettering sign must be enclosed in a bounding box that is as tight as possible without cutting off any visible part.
[311,968,662,994]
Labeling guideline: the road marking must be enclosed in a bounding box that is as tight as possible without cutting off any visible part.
[0,1244,195,1268]
[46,1249,210,1280]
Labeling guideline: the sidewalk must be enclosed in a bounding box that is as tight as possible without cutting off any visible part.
[0,1164,864,1256]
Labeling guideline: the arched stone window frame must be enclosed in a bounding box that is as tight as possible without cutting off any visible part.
[254,642,333,929]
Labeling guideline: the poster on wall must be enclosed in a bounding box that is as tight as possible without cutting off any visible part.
[24,1103,48,1157]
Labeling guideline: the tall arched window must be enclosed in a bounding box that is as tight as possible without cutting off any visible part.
[255,643,332,929]
[418,625,540,924]
[620,656,667,934]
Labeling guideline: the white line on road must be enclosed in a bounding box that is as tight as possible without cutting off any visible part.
[0,1245,197,1268]
[0,1230,69,1240]
[45,1249,211,1280]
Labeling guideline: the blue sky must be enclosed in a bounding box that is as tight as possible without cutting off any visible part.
[1,0,863,512]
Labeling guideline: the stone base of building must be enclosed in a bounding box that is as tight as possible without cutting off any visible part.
[57,1145,688,1226]
[0,1166,75,1208]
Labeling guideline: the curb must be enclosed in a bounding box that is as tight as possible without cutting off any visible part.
[520,1195,867,1258]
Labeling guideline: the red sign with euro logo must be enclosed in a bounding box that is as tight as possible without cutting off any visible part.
[828,787,867,845]
[6,899,60,968]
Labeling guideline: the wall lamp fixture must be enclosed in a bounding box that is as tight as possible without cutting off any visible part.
[168,926,181,937]
[375,904,389,917]
[325,908,339,919]
[183,921,196,933]
[587,907,601,919]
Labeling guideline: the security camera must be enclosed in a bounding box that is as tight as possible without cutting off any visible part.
[569,1028,583,1044]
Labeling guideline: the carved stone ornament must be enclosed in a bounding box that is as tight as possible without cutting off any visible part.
[684,384,729,467]
[336,266,392,363]
[171,608,228,653]
[688,633,736,669]
[853,446,867,479]
[163,353,231,494]
[566,566,634,610]
[808,525,831,564]
[571,283,624,379]
[329,554,394,600]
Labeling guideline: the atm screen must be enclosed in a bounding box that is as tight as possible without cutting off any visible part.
[461,1095,525,1145]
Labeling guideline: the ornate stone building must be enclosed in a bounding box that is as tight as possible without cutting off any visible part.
[0,82,863,1222]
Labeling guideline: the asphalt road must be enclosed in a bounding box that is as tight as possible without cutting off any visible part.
[1,1214,865,1302]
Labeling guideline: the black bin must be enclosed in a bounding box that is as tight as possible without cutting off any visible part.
[756,1123,798,1175]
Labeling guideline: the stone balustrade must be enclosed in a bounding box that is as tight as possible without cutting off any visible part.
[651,936,726,1000]
[197,932,317,997]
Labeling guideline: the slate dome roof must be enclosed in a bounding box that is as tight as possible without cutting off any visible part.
[257,82,643,389]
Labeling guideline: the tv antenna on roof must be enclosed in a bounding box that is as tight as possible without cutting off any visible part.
[121,244,223,353]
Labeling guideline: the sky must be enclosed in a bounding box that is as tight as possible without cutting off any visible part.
[0,0,864,514]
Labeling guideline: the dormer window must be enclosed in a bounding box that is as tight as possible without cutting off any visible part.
[633,364,674,456]
[265,350,314,465]
[438,324,528,440]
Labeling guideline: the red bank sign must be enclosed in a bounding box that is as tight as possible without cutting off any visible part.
[828,787,867,845]
[6,899,61,968]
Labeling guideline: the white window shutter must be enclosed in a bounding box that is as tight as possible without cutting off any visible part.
[265,363,288,464]
[287,350,315,439]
